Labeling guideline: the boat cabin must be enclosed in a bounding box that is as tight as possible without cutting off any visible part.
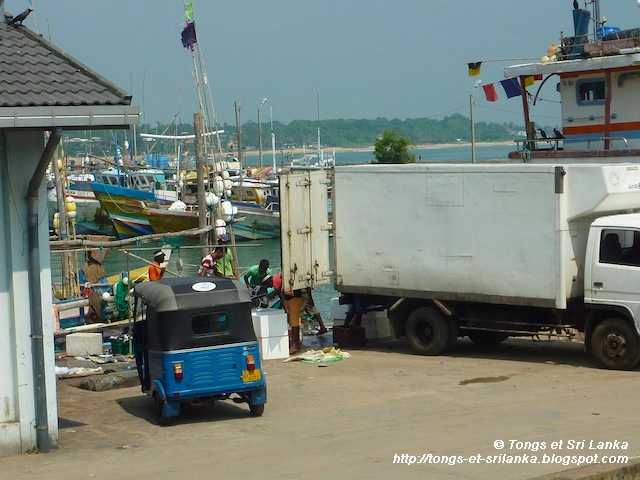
[504,3,640,160]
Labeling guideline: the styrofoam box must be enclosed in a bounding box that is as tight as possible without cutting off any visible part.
[252,308,288,337]
[258,335,289,360]
[362,310,391,340]
[66,332,103,356]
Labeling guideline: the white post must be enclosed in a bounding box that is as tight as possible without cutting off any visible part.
[470,80,481,164]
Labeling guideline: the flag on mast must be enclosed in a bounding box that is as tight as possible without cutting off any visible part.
[181,22,197,49]
[185,2,194,22]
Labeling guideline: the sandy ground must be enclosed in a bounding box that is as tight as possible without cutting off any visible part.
[1,335,639,480]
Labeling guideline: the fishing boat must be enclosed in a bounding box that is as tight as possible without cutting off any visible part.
[90,177,280,240]
[498,1,640,162]
[47,164,177,234]
[89,182,199,238]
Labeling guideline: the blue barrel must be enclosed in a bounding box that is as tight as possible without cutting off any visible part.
[159,155,169,168]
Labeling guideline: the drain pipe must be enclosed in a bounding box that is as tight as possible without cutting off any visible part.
[27,127,62,453]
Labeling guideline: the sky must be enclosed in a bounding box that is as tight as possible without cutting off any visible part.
[5,0,640,129]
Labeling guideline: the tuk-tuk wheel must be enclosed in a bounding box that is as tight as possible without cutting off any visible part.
[154,395,171,426]
[249,404,265,417]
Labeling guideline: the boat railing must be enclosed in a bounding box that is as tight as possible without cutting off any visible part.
[562,136,629,150]
[514,138,562,152]
[514,135,629,153]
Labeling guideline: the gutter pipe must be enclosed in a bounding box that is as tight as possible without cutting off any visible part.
[27,127,62,453]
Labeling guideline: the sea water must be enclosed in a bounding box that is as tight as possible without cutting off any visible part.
[51,143,515,321]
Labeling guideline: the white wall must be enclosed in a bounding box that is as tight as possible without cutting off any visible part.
[0,131,58,456]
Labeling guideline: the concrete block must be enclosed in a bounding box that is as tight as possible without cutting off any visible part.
[252,308,288,338]
[66,332,103,356]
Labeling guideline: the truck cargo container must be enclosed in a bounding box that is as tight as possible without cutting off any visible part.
[279,164,640,370]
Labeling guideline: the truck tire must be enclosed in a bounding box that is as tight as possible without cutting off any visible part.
[406,307,450,355]
[591,318,640,370]
[467,330,510,347]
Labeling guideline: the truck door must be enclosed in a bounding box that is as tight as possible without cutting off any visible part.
[587,227,640,324]
[279,169,332,292]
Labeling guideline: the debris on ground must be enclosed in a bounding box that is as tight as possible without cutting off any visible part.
[55,366,104,379]
[284,347,350,364]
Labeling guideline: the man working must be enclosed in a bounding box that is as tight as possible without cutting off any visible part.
[149,250,166,281]
[244,259,272,308]
[199,234,235,278]
[243,259,272,288]
[212,234,234,278]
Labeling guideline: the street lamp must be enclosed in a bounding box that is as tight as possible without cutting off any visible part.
[470,79,481,164]
[258,97,267,168]
[270,104,276,172]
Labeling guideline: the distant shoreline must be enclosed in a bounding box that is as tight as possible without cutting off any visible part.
[243,141,514,156]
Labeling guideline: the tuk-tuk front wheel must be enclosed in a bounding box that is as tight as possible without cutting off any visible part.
[249,403,265,416]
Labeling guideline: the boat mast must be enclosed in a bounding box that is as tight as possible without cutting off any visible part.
[270,105,276,172]
[317,92,321,164]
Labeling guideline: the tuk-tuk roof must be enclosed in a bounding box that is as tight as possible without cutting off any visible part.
[133,277,251,312]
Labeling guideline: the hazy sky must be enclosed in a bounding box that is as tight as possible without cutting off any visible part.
[6,0,640,128]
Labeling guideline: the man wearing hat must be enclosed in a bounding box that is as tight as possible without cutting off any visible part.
[199,233,235,278]
[149,250,166,281]
[212,233,235,278]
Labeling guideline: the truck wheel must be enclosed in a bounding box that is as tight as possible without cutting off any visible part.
[467,331,510,347]
[591,318,640,370]
[406,307,450,355]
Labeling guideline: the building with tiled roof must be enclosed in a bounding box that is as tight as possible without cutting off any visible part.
[0,0,139,458]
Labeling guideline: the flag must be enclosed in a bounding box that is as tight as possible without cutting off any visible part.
[500,78,522,98]
[482,84,499,102]
[524,76,535,87]
[181,21,197,49]
[185,2,194,22]
[534,74,543,81]
[468,62,482,76]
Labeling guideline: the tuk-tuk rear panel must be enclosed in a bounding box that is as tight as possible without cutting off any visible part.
[148,342,265,398]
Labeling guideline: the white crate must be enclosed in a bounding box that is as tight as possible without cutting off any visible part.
[65,332,103,356]
[252,308,288,338]
[258,335,289,360]
[362,310,391,340]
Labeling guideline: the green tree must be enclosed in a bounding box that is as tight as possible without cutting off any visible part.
[373,130,416,164]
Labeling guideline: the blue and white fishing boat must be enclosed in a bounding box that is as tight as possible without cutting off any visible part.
[495,0,640,163]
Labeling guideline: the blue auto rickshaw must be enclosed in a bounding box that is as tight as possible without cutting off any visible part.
[132,277,267,424]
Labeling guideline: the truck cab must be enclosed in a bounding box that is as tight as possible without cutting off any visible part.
[584,214,640,368]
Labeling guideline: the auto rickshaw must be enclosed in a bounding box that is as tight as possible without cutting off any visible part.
[132,277,267,424]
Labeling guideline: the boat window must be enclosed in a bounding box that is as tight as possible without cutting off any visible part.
[577,78,605,105]
[191,312,230,335]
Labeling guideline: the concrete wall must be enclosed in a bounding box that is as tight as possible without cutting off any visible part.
[0,130,58,456]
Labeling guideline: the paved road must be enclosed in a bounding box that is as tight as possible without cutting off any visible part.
[1,336,639,480]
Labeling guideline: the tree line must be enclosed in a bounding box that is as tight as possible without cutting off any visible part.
[60,114,525,158]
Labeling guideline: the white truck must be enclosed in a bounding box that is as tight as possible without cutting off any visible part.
[279,163,640,370]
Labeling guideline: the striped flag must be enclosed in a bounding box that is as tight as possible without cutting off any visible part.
[468,62,482,76]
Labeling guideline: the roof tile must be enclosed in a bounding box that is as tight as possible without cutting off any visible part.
[0,19,132,108]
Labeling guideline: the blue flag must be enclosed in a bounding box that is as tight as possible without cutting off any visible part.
[500,78,521,98]
[181,22,197,48]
